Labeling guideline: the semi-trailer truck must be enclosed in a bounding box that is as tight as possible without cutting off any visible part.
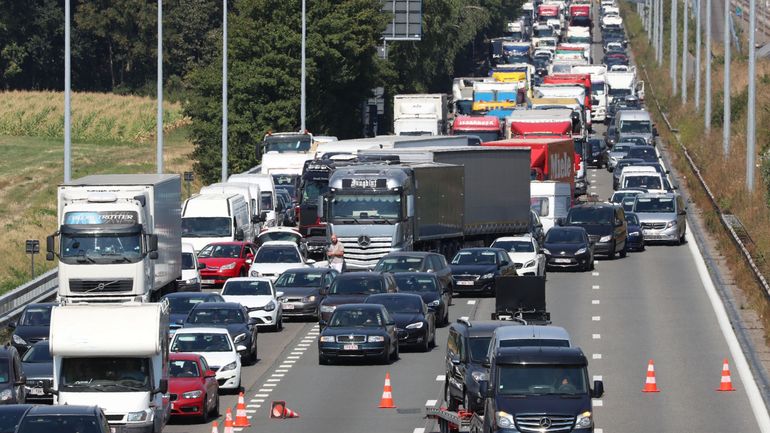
[46,174,181,303]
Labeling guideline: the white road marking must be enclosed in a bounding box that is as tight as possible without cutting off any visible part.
[590,185,597,189]
[593,399,604,407]
[592,285,600,290]
[436,375,444,382]
[247,404,260,408]
[592,316,601,321]
[592,333,601,339]
[594,260,598,265]
[258,389,271,393]
[295,347,308,351]
[283,360,296,363]
[234,428,243,432]
[267,378,281,382]
[592,272,600,276]
[287,356,300,359]
[253,394,269,398]
[595,429,603,433]
[276,369,289,373]
[290,352,303,356]
[272,373,285,377]
[414,429,426,433]
[425,399,438,407]
[264,383,277,387]
[246,410,257,414]
[467,300,477,305]
[592,300,600,305]
[593,353,602,360]
[298,343,311,347]
[593,375,603,381]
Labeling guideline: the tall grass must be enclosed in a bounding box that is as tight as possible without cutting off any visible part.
[0,91,191,143]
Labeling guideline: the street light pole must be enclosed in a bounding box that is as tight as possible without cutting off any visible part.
[64,0,71,183]
[747,0,757,191]
[157,0,164,174]
[705,0,712,131]
[695,0,702,108]
[300,0,307,131]
[723,0,731,155]
[682,0,688,103]
[671,0,678,94]
[222,0,229,183]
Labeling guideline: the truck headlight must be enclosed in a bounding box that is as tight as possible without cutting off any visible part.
[12,334,26,346]
[666,220,677,228]
[405,322,423,329]
[182,390,203,399]
[368,335,385,342]
[0,390,11,401]
[471,371,488,382]
[127,409,154,423]
[496,411,515,429]
[220,262,237,271]
[599,235,612,242]
[319,336,335,342]
[233,333,247,344]
[575,411,593,428]
[481,273,495,280]
[263,300,276,312]
[220,361,237,372]
[250,270,260,277]
[320,305,336,313]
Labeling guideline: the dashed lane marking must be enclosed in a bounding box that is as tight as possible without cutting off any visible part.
[264,383,277,387]
[593,375,603,381]
[467,300,476,305]
[436,375,444,382]
[593,353,602,360]
[592,334,601,339]
[592,300,600,305]
[592,316,601,321]
[593,399,604,407]
[425,399,438,407]
[253,394,269,398]
[459,316,469,321]
[592,285,600,290]
[592,272,600,276]
[414,429,426,433]
[276,369,289,373]
[267,378,281,382]
[257,389,271,393]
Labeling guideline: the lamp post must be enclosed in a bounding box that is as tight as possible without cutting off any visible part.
[26,240,40,279]
[222,0,229,183]
[300,0,307,131]
[157,0,164,174]
[64,0,71,183]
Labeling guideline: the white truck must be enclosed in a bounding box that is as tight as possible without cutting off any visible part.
[46,174,181,303]
[531,181,572,233]
[199,182,263,233]
[606,68,645,105]
[181,193,252,251]
[49,303,170,433]
[572,65,608,122]
[393,94,448,136]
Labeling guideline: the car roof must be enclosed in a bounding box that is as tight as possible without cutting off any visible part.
[392,272,438,279]
[494,325,571,342]
[334,303,384,311]
[174,327,231,335]
[366,293,423,301]
[225,277,273,284]
[163,292,219,299]
[281,267,330,274]
[0,347,18,359]
[452,320,508,337]
[549,225,586,232]
[494,234,535,242]
[259,241,300,247]
[203,241,248,246]
[637,192,677,199]
[380,251,434,258]
[457,247,507,252]
[23,303,57,309]
[170,352,204,362]
[191,302,243,310]
[572,202,616,210]
[0,404,34,414]
[26,405,100,415]
[259,227,301,234]
[494,346,587,365]
[335,272,385,279]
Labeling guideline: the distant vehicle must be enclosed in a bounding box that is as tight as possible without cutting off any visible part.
[197,241,258,286]
[393,273,451,327]
[163,292,226,333]
[528,209,546,246]
[182,193,251,253]
[317,304,399,365]
[609,189,647,205]
[318,272,398,324]
[566,203,628,259]
[275,268,339,320]
[450,248,517,295]
[170,328,243,393]
[182,302,258,365]
[0,404,33,433]
[625,212,645,251]
[255,227,307,256]
[20,341,52,404]
[604,122,618,148]
[168,353,220,423]
[364,293,436,352]
[633,193,687,245]
[586,137,608,168]
[487,325,572,357]
[249,241,314,282]
[542,226,595,271]
[15,405,112,433]
[625,146,659,162]
[373,252,454,294]
[491,235,546,276]
[221,277,283,331]
[613,158,646,189]
[178,243,202,291]
[9,303,54,355]
[607,143,638,171]
[0,346,26,404]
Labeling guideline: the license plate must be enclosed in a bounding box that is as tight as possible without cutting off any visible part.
[343,344,359,350]
[202,279,216,284]
[554,258,572,263]
[282,303,295,310]
[456,280,475,286]
[29,387,44,396]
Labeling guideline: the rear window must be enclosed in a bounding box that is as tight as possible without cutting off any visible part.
[330,277,385,295]
[500,339,570,348]
[567,207,613,225]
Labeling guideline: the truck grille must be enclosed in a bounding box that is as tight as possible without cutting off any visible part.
[641,222,667,230]
[516,414,575,432]
[69,279,133,293]
[336,335,366,343]
[338,236,393,269]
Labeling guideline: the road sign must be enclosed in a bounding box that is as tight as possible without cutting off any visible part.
[382,0,422,41]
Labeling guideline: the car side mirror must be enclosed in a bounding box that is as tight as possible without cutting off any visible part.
[592,380,604,398]
[245,259,253,265]
[235,228,245,241]
[198,261,206,269]
[205,370,217,379]
[259,212,268,222]
[276,291,284,298]
[450,356,461,365]
[319,287,329,296]
[154,378,168,395]
[478,380,489,399]
[555,217,565,226]
[653,127,659,136]
[615,219,624,227]
[251,215,261,224]
[7,322,15,330]
[538,248,545,254]
[148,234,159,252]
[149,251,159,260]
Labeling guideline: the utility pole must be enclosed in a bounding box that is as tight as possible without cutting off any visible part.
[157,0,164,174]
[723,0,731,155]
[64,0,71,183]
[658,0,665,64]
[222,0,229,183]
[682,0,688,103]
[671,0,678,94]
[705,0,712,131]
[747,0,757,191]
[695,0,702,108]
[300,0,307,131]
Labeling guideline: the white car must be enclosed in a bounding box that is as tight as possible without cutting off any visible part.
[221,277,284,331]
[177,242,202,291]
[248,241,314,281]
[170,327,243,391]
[490,235,546,276]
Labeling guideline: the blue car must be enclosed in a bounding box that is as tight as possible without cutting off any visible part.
[625,212,645,251]
[318,304,398,365]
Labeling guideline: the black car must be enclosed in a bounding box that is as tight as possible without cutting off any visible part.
[450,248,517,295]
[318,304,399,365]
[393,273,451,326]
[162,292,226,331]
[0,347,26,404]
[0,404,33,433]
[15,405,112,433]
[604,123,618,147]
[318,272,398,324]
[20,341,52,403]
[444,319,507,413]
[586,137,608,168]
[275,267,338,320]
[373,252,454,294]
[543,226,595,271]
[626,146,659,163]
[365,293,435,352]
[566,203,628,259]
[183,302,258,365]
[625,212,645,251]
[613,158,645,190]
[9,303,55,355]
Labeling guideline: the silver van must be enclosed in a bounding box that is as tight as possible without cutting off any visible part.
[632,193,687,244]
[615,110,654,145]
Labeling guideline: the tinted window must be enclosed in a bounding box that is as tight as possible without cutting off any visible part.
[451,250,498,265]
[222,280,272,296]
[164,295,216,315]
[624,176,661,189]
[20,306,52,327]
[255,246,301,263]
[374,257,425,272]
[329,309,384,327]
[634,197,675,213]
[468,337,492,362]
[17,415,104,433]
[187,308,245,324]
[625,213,640,225]
[22,344,50,363]
[329,277,384,295]
[258,232,301,243]
[497,365,588,395]
[500,339,570,347]
[394,275,438,292]
[0,408,29,433]
[169,360,200,378]
[198,244,242,259]
[275,271,325,287]
[371,296,423,314]
[181,253,196,270]
[545,229,585,244]
[172,333,232,352]
[567,207,613,225]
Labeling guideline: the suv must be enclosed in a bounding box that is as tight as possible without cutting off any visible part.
[373,252,454,293]
[0,346,26,404]
[632,193,687,244]
[318,272,398,324]
[566,203,628,259]
[444,319,507,413]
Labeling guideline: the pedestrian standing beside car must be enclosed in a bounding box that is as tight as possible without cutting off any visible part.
[327,235,345,273]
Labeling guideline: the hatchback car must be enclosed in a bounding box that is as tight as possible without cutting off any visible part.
[221,277,283,331]
[365,293,435,352]
[168,353,219,422]
[633,193,687,244]
[249,241,314,281]
[164,292,226,336]
[543,226,595,271]
[566,203,627,259]
[393,273,451,327]
[170,328,243,393]
[182,302,258,365]
[318,272,398,324]
[373,252,454,293]
[625,146,659,163]
[197,241,258,286]
[275,268,338,320]
[586,137,608,168]
[318,304,399,365]
[9,303,55,355]
[625,211,645,251]
[607,143,637,171]
[491,235,546,277]
[450,248,516,295]
[15,405,112,433]
[20,341,52,404]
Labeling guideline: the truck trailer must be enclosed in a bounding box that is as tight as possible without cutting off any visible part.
[483,137,575,195]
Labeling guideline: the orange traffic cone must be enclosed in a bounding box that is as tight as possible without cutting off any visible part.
[223,408,234,433]
[717,358,736,392]
[642,359,660,392]
[283,406,300,418]
[210,421,219,433]
[378,372,397,408]
[233,392,251,427]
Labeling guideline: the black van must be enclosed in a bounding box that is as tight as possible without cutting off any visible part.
[565,203,627,259]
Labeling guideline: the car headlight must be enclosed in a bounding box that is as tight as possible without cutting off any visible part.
[184,277,200,284]
[0,390,11,401]
[233,333,247,344]
[182,390,203,399]
[599,235,612,242]
[127,409,154,423]
[575,248,587,255]
[471,371,488,382]
[575,411,593,428]
[428,299,440,307]
[405,322,424,329]
[630,231,640,236]
[220,361,237,372]
[666,220,677,228]
[524,260,536,268]
[368,335,385,342]
[496,411,515,429]
[542,248,551,255]
[250,270,260,277]
[481,273,495,280]
[264,300,276,311]
[320,305,336,313]
[303,295,317,303]
[319,336,335,342]
[12,334,26,345]
[220,262,237,271]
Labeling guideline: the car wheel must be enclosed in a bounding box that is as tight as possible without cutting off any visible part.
[422,334,431,352]
[445,381,459,411]
[608,242,616,260]
[620,242,627,258]
[211,393,220,417]
[248,341,258,365]
[390,340,400,361]
[679,231,686,245]
[319,353,329,365]
[201,395,210,423]
[431,328,436,347]
[590,258,595,271]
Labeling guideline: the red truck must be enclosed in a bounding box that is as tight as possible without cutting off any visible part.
[537,4,560,21]
[569,4,591,27]
[482,137,575,193]
[451,115,503,142]
[504,109,574,139]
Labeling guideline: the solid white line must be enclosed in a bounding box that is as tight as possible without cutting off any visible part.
[592,272,600,276]
[592,300,600,305]
[592,333,601,339]
[467,300,477,305]
[436,375,444,382]
[592,285,600,290]
[686,230,770,431]
[593,399,604,407]
[425,399,438,407]
[593,375,603,381]
[592,316,601,321]
[592,353,602,360]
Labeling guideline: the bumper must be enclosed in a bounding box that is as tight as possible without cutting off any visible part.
[199,271,239,286]
[110,423,154,433]
[319,342,388,359]
[397,327,428,346]
[492,428,593,433]
[170,397,205,417]
[452,279,495,294]
[592,241,616,256]
[248,309,278,327]
[642,226,679,241]
[516,264,539,276]
[216,369,241,390]
[281,301,318,317]
[546,254,591,269]
[627,234,645,250]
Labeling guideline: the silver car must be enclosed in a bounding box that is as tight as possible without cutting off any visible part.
[607,143,639,172]
[632,193,687,244]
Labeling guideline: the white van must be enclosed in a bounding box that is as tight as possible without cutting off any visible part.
[227,174,279,227]
[177,242,202,291]
[621,172,666,192]
[530,181,572,234]
[181,193,251,252]
[200,182,262,232]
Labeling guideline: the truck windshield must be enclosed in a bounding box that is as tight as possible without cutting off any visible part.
[181,217,232,238]
[330,194,402,221]
[300,179,330,204]
[567,36,590,44]
[263,135,312,153]
[60,357,151,392]
[608,87,631,98]
[60,232,142,264]
[497,365,588,395]
[620,120,651,134]
[534,27,554,37]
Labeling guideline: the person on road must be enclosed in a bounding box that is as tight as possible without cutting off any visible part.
[327,235,345,273]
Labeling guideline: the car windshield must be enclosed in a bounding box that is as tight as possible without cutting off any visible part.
[545,229,585,244]
[375,257,424,272]
[258,232,301,244]
[17,415,105,433]
[469,337,493,363]
[634,197,675,213]
[60,357,151,391]
[625,213,640,225]
[627,148,655,159]
[165,295,215,315]
[329,277,385,295]
[20,306,52,327]
[181,253,196,270]
[624,176,661,189]
[393,275,438,293]
[451,250,498,265]
[492,240,535,253]
[372,296,423,314]
[620,120,651,134]
[329,309,384,327]
[198,244,242,259]
[611,191,641,203]
[497,365,588,395]
[567,207,613,225]
[22,344,51,364]
[255,246,301,263]
[275,271,325,287]
[181,217,232,238]
[223,280,272,296]
[263,134,312,153]
[188,308,244,324]
[172,333,232,353]
[169,359,200,378]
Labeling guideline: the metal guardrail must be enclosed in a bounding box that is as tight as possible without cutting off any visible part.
[0,269,58,327]
[641,65,770,301]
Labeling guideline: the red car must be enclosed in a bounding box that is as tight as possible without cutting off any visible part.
[198,242,258,286]
[169,353,219,422]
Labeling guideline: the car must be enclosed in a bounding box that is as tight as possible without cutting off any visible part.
[364,293,436,352]
[487,325,572,357]
[221,277,283,331]
[393,273,451,327]
[182,302,258,365]
[9,303,55,355]
[604,122,618,148]
[197,241,258,286]
[444,319,507,413]
[249,241,314,281]
[625,146,659,163]
[255,227,307,257]
[317,304,399,365]
[612,158,645,189]
[373,252,454,294]
[170,328,243,393]
[0,346,25,404]
[609,188,648,205]
[619,135,649,147]
[586,137,608,168]
[542,226,595,271]
[275,268,338,320]
[565,203,628,259]
[15,405,112,433]
[633,193,688,244]
[625,211,645,251]
[528,209,545,246]
[0,404,33,433]
[20,341,52,404]
[177,243,202,291]
[162,292,226,335]
[449,248,517,295]
[491,235,546,277]
[318,272,398,324]
[168,353,219,422]
[607,143,638,171]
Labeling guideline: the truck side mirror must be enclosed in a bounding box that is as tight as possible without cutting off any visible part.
[235,228,245,241]
[592,380,604,398]
[46,235,55,261]
[251,215,261,224]
[155,379,168,395]
[260,211,269,222]
[148,235,159,252]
